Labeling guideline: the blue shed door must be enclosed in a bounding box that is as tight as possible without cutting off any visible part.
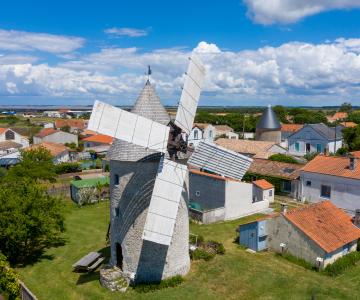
[246,223,257,251]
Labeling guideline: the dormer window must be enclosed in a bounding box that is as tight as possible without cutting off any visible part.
[5,130,15,140]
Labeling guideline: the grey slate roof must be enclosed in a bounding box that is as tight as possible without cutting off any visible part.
[256,105,281,130]
[108,80,171,161]
[306,123,343,140]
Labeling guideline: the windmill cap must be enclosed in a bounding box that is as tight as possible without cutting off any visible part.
[256,105,281,130]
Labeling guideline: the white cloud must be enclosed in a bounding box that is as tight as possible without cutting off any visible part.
[1,40,360,106]
[104,27,148,37]
[0,29,85,53]
[243,0,360,24]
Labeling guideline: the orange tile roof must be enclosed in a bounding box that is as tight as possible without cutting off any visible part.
[281,124,303,133]
[284,201,360,253]
[340,121,357,128]
[0,128,8,135]
[215,138,276,156]
[301,155,360,180]
[81,129,97,136]
[327,112,348,122]
[193,123,211,130]
[249,158,302,180]
[29,142,68,157]
[253,179,274,190]
[189,169,240,182]
[55,119,86,130]
[35,128,58,138]
[351,151,360,159]
[82,134,113,145]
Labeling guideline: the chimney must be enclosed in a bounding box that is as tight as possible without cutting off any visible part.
[354,209,360,227]
[280,203,288,215]
[349,155,356,171]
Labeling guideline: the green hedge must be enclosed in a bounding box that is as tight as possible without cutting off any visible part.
[55,162,82,174]
[243,172,285,194]
[269,154,299,164]
[133,275,184,293]
[0,253,20,300]
[323,251,360,276]
[276,253,316,271]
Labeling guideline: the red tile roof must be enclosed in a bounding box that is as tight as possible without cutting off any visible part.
[189,169,240,182]
[340,121,357,128]
[82,134,113,145]
[35,128,58,138]
[29,142,68,157]
[81,129,97,136]
[253,179,274,190]
[249,158,302,180]
[301,155,360,180]
[281,124,303,133]
[284,201,360,253]
[55,119,86,130]
[0,128,7,134]
[351,151,360,159]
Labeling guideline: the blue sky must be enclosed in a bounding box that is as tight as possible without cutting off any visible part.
[0,0,359,106]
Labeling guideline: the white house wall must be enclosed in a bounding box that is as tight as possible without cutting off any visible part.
[188,125,215,148]
[0,130,29,148]
[34,131,78,146]
[300,172,360,214]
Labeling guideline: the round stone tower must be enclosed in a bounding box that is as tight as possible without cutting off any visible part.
[106,80,190,284]
[255,105,281,143]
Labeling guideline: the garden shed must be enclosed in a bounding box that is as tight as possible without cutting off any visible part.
[70,176,110,204]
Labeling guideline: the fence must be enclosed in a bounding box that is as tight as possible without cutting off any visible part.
[47,183,70,198]
[19,281,37,300]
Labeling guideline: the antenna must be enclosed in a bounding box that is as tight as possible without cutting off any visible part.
[147,65,152,82]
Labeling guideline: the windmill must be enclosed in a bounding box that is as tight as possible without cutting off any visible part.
[88,52,205,284]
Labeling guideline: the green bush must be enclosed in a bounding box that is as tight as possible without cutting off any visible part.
[277,253,315,271]
[190,248,215,261]
[207,240,226,255]
[304,152,319,161]
[269,154,299,164]
[55,162,81,174]
[324,251,360,276]
[0,253,20,300]
[133,275,184,293]
[357,240,360,252]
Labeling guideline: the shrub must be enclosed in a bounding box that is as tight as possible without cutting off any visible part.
[323,251,360,276]
[190,248,215,261]
[206,240,226,255]
[55,162,81,174]
[0,253,20,300]
[133,275,184,293]
[269,154,299,164]
[304,152,318,161]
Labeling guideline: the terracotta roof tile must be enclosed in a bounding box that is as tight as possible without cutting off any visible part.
[0,141,22,151]
[35,128,58,138]
[351,151,360,159]
[248,158,302,180]
[193,123,211,130]
[189,169,240,182]
[215,138,276,156]
[284,201,360,253]
[340,121,357,128]
[55,119,86,130]
[214,125,234,132]
[29,142,68,157]
[253,179,274,190]
[281,124,303,133]
[301,155,360,180]
[0,128,7,135]
[82,134,113,145]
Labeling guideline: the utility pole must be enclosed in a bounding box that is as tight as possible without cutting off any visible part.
[242,114,246,139]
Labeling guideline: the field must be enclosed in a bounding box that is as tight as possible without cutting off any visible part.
[17,201,360,300]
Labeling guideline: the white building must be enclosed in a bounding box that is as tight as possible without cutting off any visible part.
[214,125,238,139]
[33,128,78,146]
[0,128,29,148]
[188,123,215,148]
[300,155,360,214]
[252,179,275,203]
[29,142,71,164]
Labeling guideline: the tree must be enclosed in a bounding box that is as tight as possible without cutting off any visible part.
[7,147,56,182]
[273,105,288,124]
[339,102,352,113]
[268,154,299,164]
[60,125,71,133]
[0,253,20,300]
[0,178,64,263]
[342,125,360,151]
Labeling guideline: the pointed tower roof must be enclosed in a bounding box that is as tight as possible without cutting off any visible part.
[108,80,170,161]
[256,105,281,130]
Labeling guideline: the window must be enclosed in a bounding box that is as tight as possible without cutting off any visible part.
[115,207,120,217]
[114,174,120,185]
[209,130,213,138]
[316,144,322,153]
[320,185,331,199]
[306,181,311,187]
[194,130,198,140]
[306,143,311,153]
[5,130,15,140]
[195,191,200,197]
[269,190,273,197]
[295,142,300,152]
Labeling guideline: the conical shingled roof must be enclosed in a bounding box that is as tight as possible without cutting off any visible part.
[108,80,170,161]
[256,105,281,130]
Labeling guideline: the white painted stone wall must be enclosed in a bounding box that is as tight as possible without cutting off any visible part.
[188,125,215,148]
[0,129,29,148]
[33,131,78,146]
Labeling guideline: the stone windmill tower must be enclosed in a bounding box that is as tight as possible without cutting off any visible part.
[255,105,281,143]
[88,53,205,285]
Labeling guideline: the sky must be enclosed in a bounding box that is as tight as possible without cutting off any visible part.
[0,0,360,107]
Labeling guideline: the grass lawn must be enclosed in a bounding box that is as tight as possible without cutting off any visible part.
[17,201,360,300]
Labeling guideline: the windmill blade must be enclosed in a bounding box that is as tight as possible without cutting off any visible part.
[142,157,187,246]
[174,53,205,135]
[188,141,253,181]
[88,100,170,153]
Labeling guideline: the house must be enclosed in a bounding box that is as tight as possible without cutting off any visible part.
[70,176,110,204]
[214,125,238,139]
[300,155,360,213]
[340,121,357,128]
[327,112,348,123]
[33,128,78,146]
[188,123,215,147]
[240,132,255,140]
[245,158,302,198]
[189,169,270,224]
[287,123,342,156]
[239,201,360,269]
[0,128,29,148]
[280,124,303,148]
[29,142,71,164]
[0,141,22,156]
[82,134,113,154]
[0,151,21,168]
[55,119,88,133]
[43,111,62,118]
[215,138,286,159]
[253,179,275,203]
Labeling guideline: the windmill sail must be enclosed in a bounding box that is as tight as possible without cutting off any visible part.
[142,157,187,245]
[88,100,170,153]
[174,54,205,135]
